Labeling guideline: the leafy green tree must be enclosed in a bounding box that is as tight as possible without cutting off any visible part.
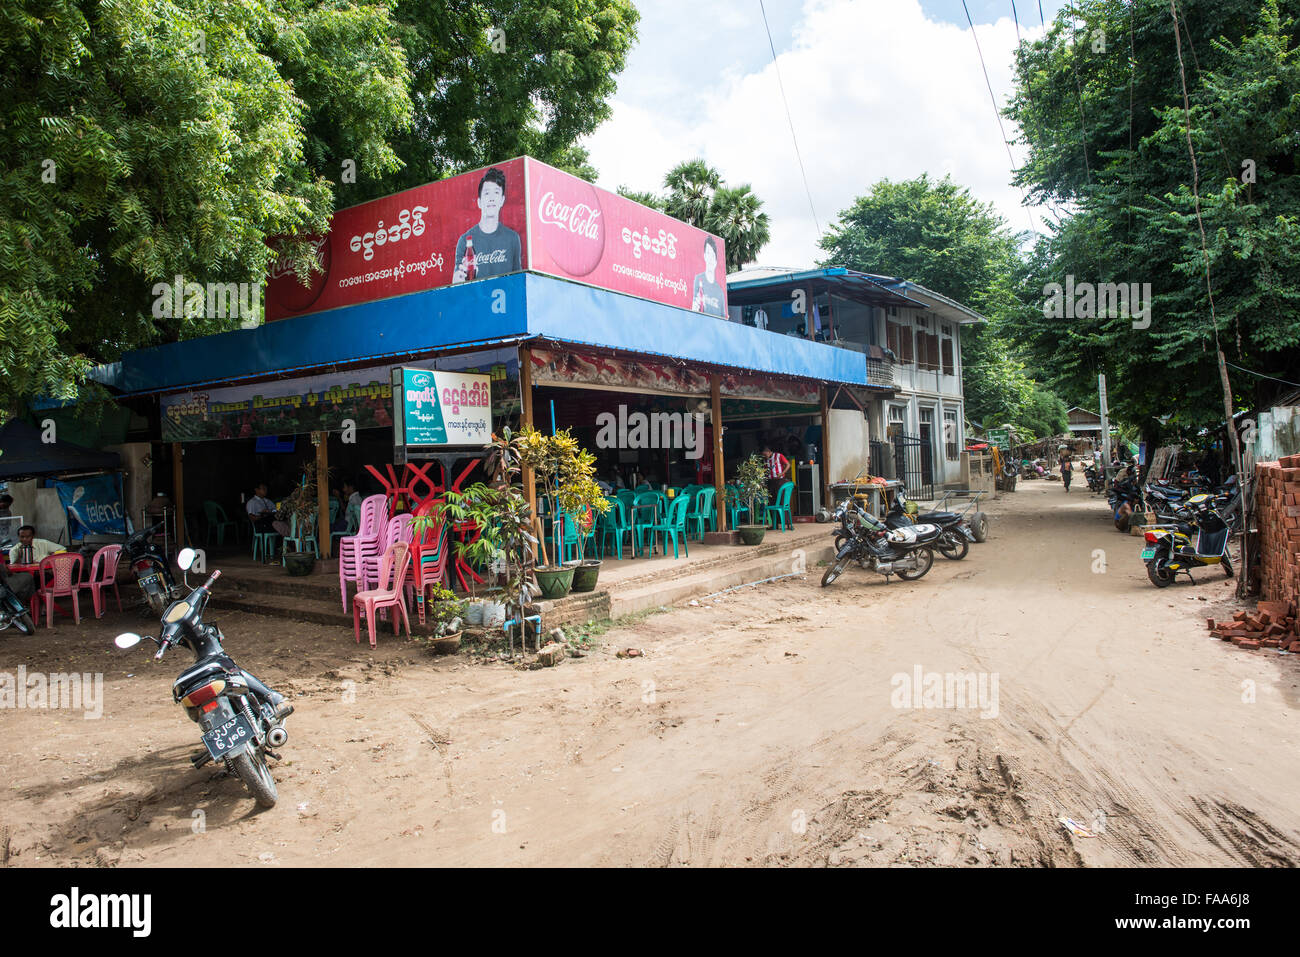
[663,158,721,227]
[1006,0,1300,445]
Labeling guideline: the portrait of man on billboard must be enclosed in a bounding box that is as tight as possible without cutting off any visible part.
[691,236,725,317]
[452,167,522,283]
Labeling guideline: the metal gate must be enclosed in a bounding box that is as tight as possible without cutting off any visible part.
[892,433,934,500]
[869,440,890,480]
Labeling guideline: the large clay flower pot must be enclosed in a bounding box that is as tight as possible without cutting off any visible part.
[571,560,602,593]
[738,524,767,546]
[534,565,575,599]
[283,552,316,576]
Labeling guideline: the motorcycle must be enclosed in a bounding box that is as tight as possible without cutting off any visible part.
[1107,470,1145,532]
[1084,465,1105,493]
[125,521,182,615]
[0,570,36,635]
[1141,493,1237,588]
[114,548,292,807]
[822,499,940,586]
[883,492,974,561]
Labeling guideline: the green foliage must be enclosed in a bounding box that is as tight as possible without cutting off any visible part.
[517,426,606,565]
[1005,0,1300,441]
[734,453,769,520]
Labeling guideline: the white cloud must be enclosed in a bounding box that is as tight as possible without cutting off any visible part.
[586,0,1050,270]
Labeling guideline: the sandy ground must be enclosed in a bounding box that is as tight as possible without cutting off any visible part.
[3,479,1299,868]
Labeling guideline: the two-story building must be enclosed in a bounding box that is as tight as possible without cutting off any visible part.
[727,266,985,494]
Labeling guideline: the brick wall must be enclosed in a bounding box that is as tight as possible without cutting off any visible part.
[1257,455,1300,608]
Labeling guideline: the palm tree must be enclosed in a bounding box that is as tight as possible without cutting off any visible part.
[663,159,720,229]
[707,184,771,272]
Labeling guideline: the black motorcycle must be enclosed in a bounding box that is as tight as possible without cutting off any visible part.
[114,548,291,808]
[0,571,36,635]
[125,521,182,616]
[822,499,940,586]
[883,493,973,561]
[1084,465,1105,493]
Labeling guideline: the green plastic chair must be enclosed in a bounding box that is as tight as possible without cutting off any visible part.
[203,500,238,546]
[599,498,636,560]
[250,518,280,563]
[285,510,320,558]
[765,481,795,531]
[615,489,636,513]
[630,492,661,555]
[645,496,691,558]
[727,484,751,528]
[687,486,716,539]
[554,511,596,564]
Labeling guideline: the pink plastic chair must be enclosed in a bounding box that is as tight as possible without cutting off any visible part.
[338,494,389,610]
[356,514,412,594]
[33,552,84,628]
[78,544,123,618]
[352,542,412,648]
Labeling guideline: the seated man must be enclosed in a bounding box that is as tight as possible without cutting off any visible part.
[8,525,65,566]
[246,484,290,537]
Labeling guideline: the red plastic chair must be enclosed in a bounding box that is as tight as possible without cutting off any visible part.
[408,514,449,625]
[79,544,123,618]
[33,552,84,628]
[352,542,412,648]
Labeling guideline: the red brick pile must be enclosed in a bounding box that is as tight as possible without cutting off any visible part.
[1207,601,1299,650]
[1258,455,1300,608]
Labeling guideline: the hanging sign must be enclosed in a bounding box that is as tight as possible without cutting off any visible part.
[393,368,492,448]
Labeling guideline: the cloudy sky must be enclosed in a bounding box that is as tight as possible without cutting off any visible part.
[584,0,1071,268]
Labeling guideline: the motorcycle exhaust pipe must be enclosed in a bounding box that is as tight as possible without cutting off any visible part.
[267,726,288,748]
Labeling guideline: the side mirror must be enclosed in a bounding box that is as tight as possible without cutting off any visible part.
[177,547,197,572]
[115,633,143,649]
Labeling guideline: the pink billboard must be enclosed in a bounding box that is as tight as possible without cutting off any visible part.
[264,157,528,321]
[264,156,728,321]
[525,159,729,317]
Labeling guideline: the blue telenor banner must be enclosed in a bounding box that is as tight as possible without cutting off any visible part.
[54,473,127,537]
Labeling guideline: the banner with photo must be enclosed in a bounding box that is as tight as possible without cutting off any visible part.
[161,348,518,442]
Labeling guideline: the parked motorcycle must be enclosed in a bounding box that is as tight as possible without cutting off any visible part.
[125,521,182,615]
[0,571,36,635]
[822,499,940,586]
[1084,465,1105,493]
[1107,470,1144,532]
[1141,493,1237,588]
[114,548,292,807]
[883,493,973,561]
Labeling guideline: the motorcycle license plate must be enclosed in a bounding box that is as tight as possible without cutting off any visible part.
[138,574,158,587]
[1140,548,1156,560]
[201,712,255,760]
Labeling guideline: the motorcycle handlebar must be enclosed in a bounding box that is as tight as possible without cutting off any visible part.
[202,569,222,591]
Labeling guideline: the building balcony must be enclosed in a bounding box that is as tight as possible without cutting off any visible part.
[866,356,896,388]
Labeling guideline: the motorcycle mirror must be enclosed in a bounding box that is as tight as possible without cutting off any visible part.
[177,547,197,572]
[115,632,143,649]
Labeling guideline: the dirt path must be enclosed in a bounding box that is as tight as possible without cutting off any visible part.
[4,480,1300,867]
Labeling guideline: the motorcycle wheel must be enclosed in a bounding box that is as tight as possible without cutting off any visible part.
[1222,556,1234,578]
[937,530,969,561]
[1147,559,1175,588]
[971,512,989,543]
[896,547,934,581]
[13,612,35,636]
[229,748,278,808]
[821,558,847,587]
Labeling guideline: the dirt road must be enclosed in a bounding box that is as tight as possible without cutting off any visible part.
[4,480,1300,867]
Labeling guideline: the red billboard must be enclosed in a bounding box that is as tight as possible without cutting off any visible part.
[264,156,728,321]
[525,159,728,317]
[264,157,528,321]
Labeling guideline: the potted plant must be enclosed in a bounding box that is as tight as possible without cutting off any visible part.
[416,584,466,654]
[517,427,605,599]
[560,474,610,593]
[734,453,771,546]
[280,462,326,574]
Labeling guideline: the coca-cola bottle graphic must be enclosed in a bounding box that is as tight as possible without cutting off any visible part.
[463,236,476,281]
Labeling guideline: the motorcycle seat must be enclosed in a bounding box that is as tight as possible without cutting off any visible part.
[172,654,240,698]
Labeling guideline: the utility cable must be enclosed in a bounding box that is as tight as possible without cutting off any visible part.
[758,0,820,236]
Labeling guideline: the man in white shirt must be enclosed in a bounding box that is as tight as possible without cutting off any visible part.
[7,525,65,565]
[247,484,290,537]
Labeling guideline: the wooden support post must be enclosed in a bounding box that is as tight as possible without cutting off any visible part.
[820,385,832,510]
[316,432,331,559]
[171,442,186,547]
[711,373,727,533]
[519,346,539,558]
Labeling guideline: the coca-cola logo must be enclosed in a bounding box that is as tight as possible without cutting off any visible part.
[268,234,330,315]
[535,177,604,277]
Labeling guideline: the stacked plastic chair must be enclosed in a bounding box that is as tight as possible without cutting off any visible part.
[352,542,412,648]
[338,494,389,611]
[408,505,450,625]
[356,514,413,596]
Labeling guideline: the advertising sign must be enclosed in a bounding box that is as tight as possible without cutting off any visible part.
[54,474,127,537]
[525,159,729,316]
[986,428,1011,450]
[394,369,493,448]
[160,348,516,442]
[264,158,528,321]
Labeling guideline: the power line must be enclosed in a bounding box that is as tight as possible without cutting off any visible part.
[1224,361,1300,390]
[757,0,820,236]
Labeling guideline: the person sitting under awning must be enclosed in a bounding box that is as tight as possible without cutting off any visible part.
[7,525,64,566]
[246,484,290,537]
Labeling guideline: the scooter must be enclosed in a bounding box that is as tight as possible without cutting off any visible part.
[124,521,182,616]
[0,572,36,635]
[1141,494,1237,587]
[883,493,974,561]
[822,499,941,586]
[114,548,292,807]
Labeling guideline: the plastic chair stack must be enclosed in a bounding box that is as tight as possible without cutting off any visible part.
[78,544,122,618]
[352,542,412,648]
[356,514,413,594]
[338,494,389,611]
[33,552,84,628]
[409,515,450,625]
